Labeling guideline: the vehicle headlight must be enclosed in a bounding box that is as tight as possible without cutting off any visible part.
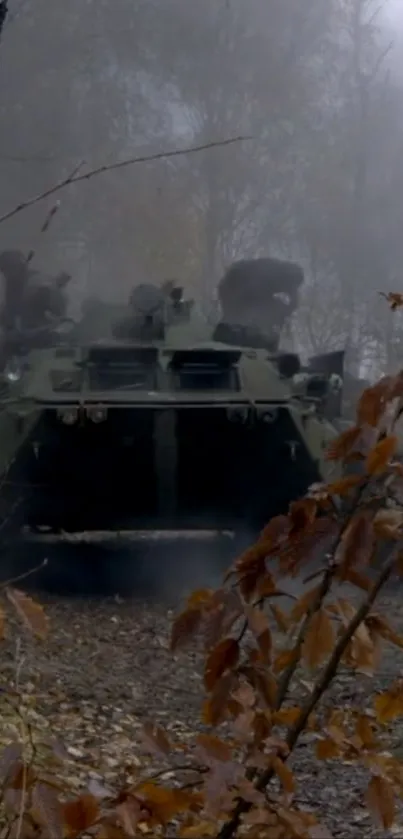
[4,357,23,383]
[87,406,107,424]
[57,408,78,425]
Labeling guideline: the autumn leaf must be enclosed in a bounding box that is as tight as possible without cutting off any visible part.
[269,604,289,633]
[6,588,48,640]
[373,508,403,540]
[62,794,99,838]
[380,291,403,311]
[180,822,217,838]
[302,609,335,669]
[326,425,360,461]
[256,572,278,597]
[204,638,239,691]
[170,607,202,652]
[236,554,267,601]
[335,567,371,591]
[326,474,363,497]
[202,671,235,726]
[0,605,5,640]
[315,738,341,760]
[31,782,63,839]
[141,722,171,756]
[366,775,395,829]
[196,733,232,762]
[290,585,321,624]
[273,649,298,675]
[246,606,272,661]
[258,514,290,547]
[271,756,295,793]
[289,498,317,536]
[366,435,398,476]
[273,706,301,727]
[337,511,375,573]
[186,588,213,609]
[135,784,200,824]
[366,614,403,649]
[246,665,277,708]
[357,378,396,427]
[355,714,376,749]
[374,686,403,723]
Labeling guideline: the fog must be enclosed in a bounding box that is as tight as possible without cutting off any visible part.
[1,0,403,376]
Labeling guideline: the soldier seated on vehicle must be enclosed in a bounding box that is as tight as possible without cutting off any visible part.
[0,254,73,359]
[213,257,304,352]
[0,249,31,332]
[162,280,194,322]
[113,283,166,341]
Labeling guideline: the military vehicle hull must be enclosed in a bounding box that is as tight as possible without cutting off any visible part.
[0,344,338,558]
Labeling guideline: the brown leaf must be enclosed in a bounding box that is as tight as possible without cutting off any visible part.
[269,604,289,633]
[380,291,403,311]
[204,638,239,691]
[202,672,235,726]
[237,555,266,601]
[290,585,321,624]
[186,588,214,609]
[273,648,298,675]
[142,722,171,756]
[6,588,48,640]
[31,782,63,839]
[116,798,142,837]
[366,775,395,829]
[170,607,202,652]
[366,435,398,476]
[273,707,301,727]
[374,686,403,723]
[258,515,290,547]
[338,511,374,572]
[326,474,363,497]
[366,614,403,649]
[335,567,371,591]
[62,794,99,838]
[315,738,341,760]
[180,822,217,838]
[196,733,232,762]
[246,665,277,708]
[0,742,23,785]
[246,607,272,661]
[355,714,376,749]
[326,425,361,461]
[302,609,335,669]
[373,508,403,540]
[256,573,278,597]
[357,378,396,427]
[135,784,199,823]
[0,605,6,640]
[289,498,317,536]
[271,756,295,793]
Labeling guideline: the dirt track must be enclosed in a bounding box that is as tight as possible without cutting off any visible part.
[1,555,403,838]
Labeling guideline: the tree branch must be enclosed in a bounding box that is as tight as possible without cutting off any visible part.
[0,135,251,226]
[216,548,397,839]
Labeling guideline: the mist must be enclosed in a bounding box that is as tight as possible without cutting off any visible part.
[1,0,403,375]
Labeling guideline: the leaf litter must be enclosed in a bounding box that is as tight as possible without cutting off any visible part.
[1,586,403,837]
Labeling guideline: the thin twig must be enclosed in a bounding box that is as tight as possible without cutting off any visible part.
[0,136,251,226]
[0,557,48,590]
[217,549,397,839]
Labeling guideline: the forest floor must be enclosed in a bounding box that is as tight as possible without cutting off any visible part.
[0,557,403,839]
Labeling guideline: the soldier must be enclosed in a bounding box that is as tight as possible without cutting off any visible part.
[0,250,31,332]
[214,257,304,351]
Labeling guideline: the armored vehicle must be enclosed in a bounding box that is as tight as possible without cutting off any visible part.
[0,261,344,574]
